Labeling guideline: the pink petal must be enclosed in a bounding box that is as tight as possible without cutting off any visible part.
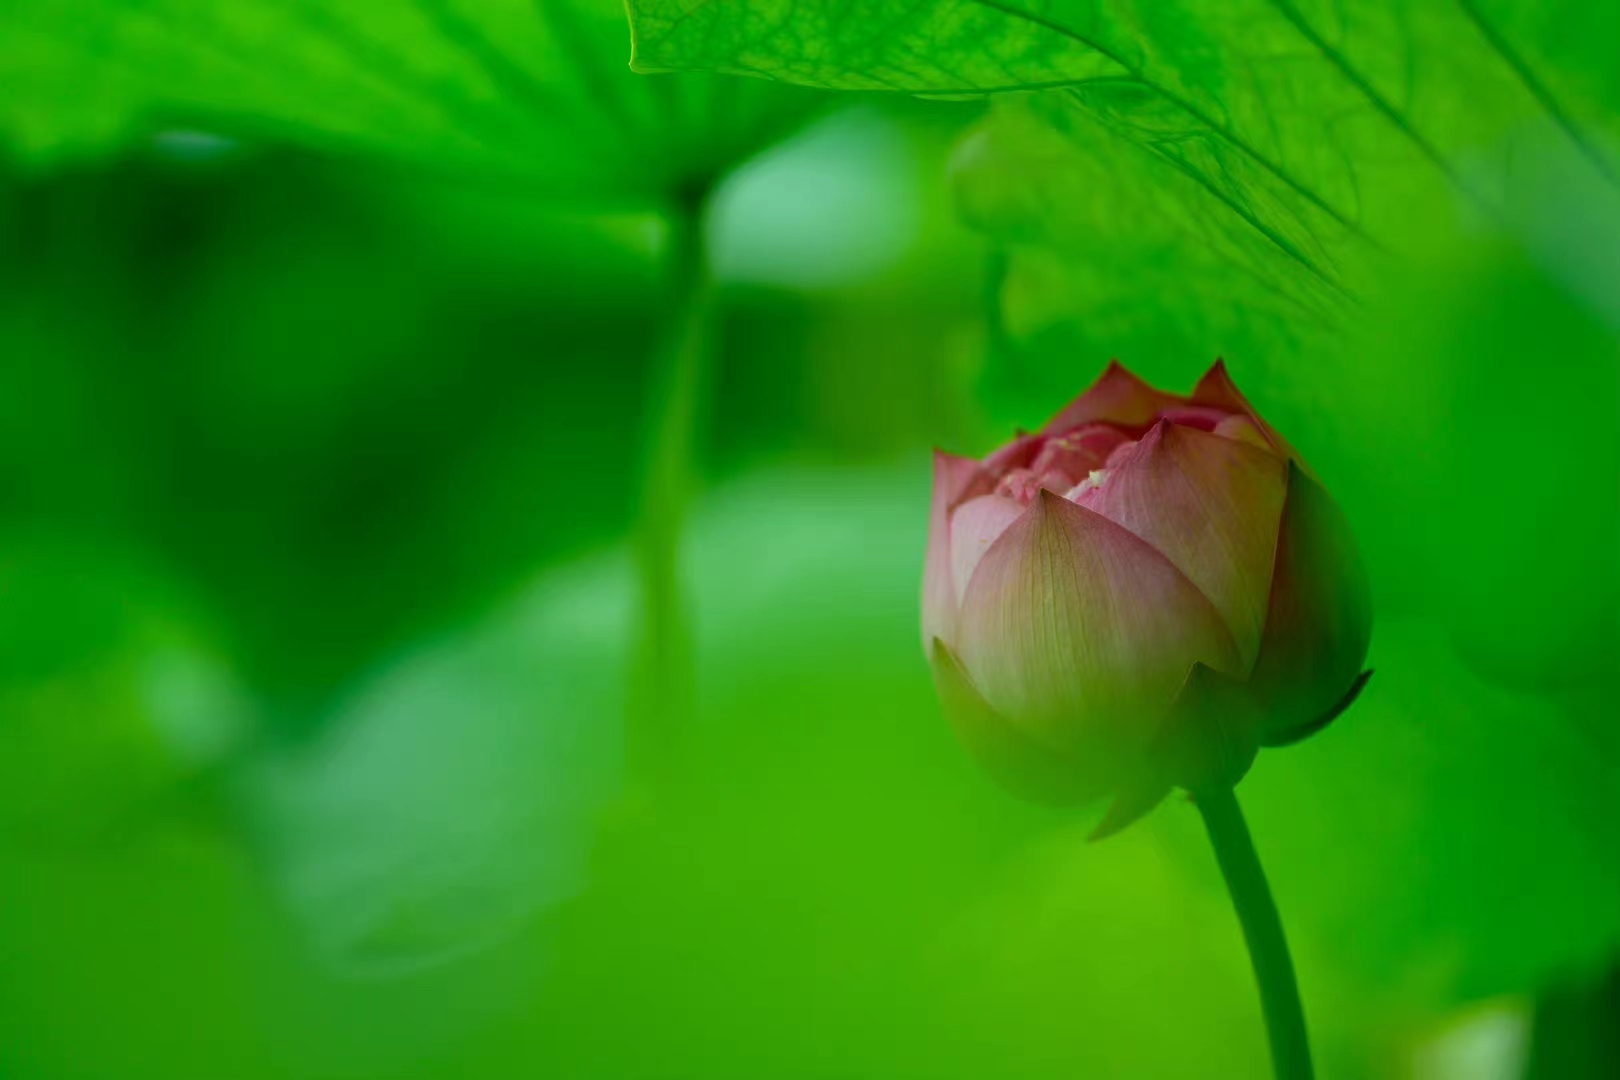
[949,494,1028,605]
[930,639,1110,805]
[1104,439,1141,469]
[1030,422,1133,478]
[1078,420,1289,672]
[1042,360,1187,435]
[1213,414,1272,450]
[1156,405,1235,432]
[922,450,987,653]
[1249,462,1373,743]
[954,490,1241,764]
[1191,359,1302,465]
[982,431,1043,476]
[993,468,1075,504]
[1189,358,1252,412]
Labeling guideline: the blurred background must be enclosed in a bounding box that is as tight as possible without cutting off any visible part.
[1,3,1617,1079]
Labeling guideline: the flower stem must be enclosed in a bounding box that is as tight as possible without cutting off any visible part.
[628,191,713,788]
[1195,786,1315,1080]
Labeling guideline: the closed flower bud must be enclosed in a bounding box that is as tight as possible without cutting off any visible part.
[923,361,1371,834]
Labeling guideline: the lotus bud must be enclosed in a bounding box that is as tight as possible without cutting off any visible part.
[923,361,1371,835]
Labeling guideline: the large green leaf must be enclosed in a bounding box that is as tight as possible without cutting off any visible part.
[628,0,1620,190]
[1,0,825,197]
[629,0,1620,331]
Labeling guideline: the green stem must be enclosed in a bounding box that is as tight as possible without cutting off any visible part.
[1196,787,1315,1080]
[628,192,714,788]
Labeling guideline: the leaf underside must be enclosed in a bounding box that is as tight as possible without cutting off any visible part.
[629,0,1620,354]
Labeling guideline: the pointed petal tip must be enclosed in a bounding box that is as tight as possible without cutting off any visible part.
[1042,359,1181,435]
[1145,414,1177,441]
[1081,418,1289,671]
[1102,357,1148,383]
[1193,357,1241,398]
[1102,414,1173,472]
[1190,360,1306,467]
[1031,485,1071,519]
[1087,660,1255,842]
[1088,782,1173,842]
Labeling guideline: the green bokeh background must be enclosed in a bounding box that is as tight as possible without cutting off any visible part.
[2,4,1618,1079]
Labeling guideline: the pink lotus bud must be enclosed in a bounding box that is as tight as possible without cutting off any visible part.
[924,361,1371,828]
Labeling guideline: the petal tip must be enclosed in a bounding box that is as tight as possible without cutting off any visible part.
[1088,782,1173,842]
[1119,414,1177,463]
[1193,358,1239,397]
[1030,485,1072,519]
[1042,359,1175,434]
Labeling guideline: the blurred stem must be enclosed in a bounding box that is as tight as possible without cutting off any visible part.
[1197,787,1314,1080]
[627,190,714,789]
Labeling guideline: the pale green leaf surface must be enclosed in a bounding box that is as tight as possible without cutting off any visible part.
[952,93,1358,370]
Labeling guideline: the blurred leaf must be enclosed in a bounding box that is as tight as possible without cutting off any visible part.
[1343,206,1620,694]
[0,833,281,1080]
[0,155,666,706]
[0,533,249,841]
[2,0,826,199]
[1,97,985,714]
[241,549,627,979]
[1248,619,1620,1016]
